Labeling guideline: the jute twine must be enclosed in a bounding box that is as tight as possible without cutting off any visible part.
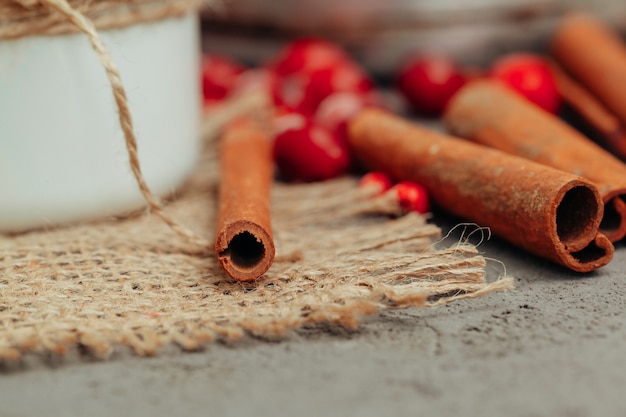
[2,0,211,248]
[0,106,513,365]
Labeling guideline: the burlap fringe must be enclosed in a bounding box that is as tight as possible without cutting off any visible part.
[0,104,514,367]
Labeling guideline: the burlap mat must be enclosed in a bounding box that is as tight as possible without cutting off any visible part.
[0,115,513,366]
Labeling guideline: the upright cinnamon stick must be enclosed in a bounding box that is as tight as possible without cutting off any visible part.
[215,117,275,281]
[348,108,613,273]
[551,13,626,127]
[444,80,626,243]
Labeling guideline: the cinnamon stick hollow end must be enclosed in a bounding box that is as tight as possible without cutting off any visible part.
[348,108,614,272]
[547,179,613,271]
[444,80,626,243]
[215,117,275,281]
[216,220,275,282]
[600,193,626,242]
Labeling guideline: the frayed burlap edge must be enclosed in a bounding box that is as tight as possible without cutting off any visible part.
[0,101,514,369]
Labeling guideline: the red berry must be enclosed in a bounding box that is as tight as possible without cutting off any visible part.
[271,61,374,115]
[489,53,561,114]
[359,171,393,195]
[396,54,467,117]
[200,54,245,105]
[299,63,374,114]
[268,38,374,115]
[270,37,350,77]
[392,181,430,214]
[273,117,351,182]
[315,91,380,138]
[270,72,310,114]
[272,109,308,136]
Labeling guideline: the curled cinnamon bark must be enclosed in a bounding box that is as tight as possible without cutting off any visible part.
[444,80,626,243]
[551,13,626,128]
[548,57,626,160]
[215,117,275,281]
[348,108,613,272]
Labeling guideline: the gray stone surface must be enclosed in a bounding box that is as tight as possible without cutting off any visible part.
[1,218,626,417]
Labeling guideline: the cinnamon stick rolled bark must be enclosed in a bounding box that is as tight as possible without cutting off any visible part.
[215,117,275,281]
[348,108,613,273]
[444,79,626,243]
[551,13,626,127]
[548,59,626,159]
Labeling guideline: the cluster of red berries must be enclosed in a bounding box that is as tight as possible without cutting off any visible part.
[201,39,562,216]
[359,172,430,214]
[201,38,378,183]
[397,52,561,117]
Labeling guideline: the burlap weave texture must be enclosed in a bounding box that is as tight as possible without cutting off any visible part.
[0,126,512,366]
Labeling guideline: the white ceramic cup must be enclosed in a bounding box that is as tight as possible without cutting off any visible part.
[0,13,201,232]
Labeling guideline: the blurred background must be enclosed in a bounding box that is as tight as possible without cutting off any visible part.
[199,0,626,77]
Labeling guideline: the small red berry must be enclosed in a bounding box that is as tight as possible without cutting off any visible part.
[300,63,374,114]
[270,72,310,114]
[269,37,350,77]
[392,181,430,214]
[489,53,561,114]
[396,54,467,117]
[272,109,308,136]
[268,38,374,115]
[200,54,245,105]
[271,61,374,115]
[273,117,351,182]
[315,91,380,139]
[359,171,393,195]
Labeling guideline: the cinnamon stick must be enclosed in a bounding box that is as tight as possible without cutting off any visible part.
[443,79,626,243]
[548,59,626,159]
[348,108,613,273]
[215,117,275,281]
[551,13,626,127]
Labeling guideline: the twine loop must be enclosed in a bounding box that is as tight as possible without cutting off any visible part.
[2,0,211,248]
